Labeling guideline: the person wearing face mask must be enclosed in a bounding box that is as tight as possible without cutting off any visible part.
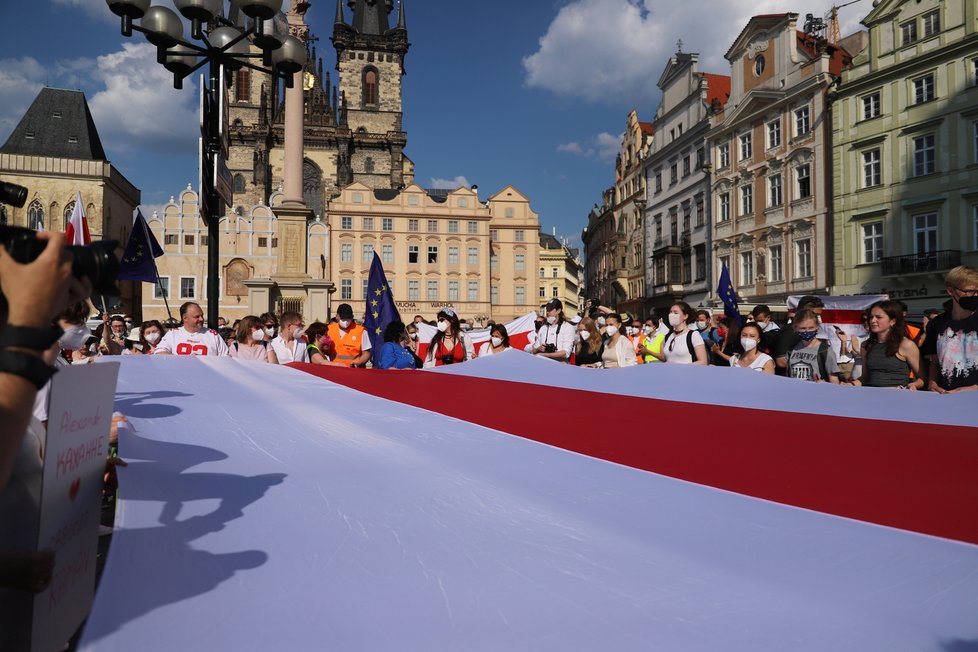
[154,302,230,356]
[477,324,510,357]
[663,302,708,365]
[405,322,421,357]
[692,310,721,364]
[787,308,840,383]
[922,265,978,393]
[376,321,421,369]
[325,303,370,367]
[259,312,279,343]
[750,305,781,353]
[775,295,825,374]
[724,322,775,373]
[574,317,605,367]
[637,319,666,363]
[126,320,166,355]
[424,308,474,367]
[303,322,333,365]
[98,314,127,356]
[269,311,309,364]
[526,299,576,362]
[599,313,637,368]
[228,315,275,363]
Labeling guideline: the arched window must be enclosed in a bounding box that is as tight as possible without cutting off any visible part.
[63,201,75,229]
[302,159,323,219]
[364,157,375,173]
[28,200,44,231]
[363,67,379,106]
[236,68,250,103]
[233,174,246,193]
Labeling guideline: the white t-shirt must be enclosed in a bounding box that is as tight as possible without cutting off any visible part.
[525,320,576,361]
[663,329,705,365]
[730,352,774,371]
[155,327,230,356]
[270,336,310,364]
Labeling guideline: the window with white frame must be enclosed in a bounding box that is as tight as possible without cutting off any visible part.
[427,219,438,233]
[719,192,730,222]
[913,134,935,176]
[382,218,393,231]
[408,280,419,300]
[408,245,419,263]
[740,251,754,285]
[655,171,662,192]
[901,20,917,45]
[341,243,353,262]
[769,245,783,282]
[382,243,393,263]
[913,212,938,254]
[739,133,752,160]
[718,143,730,168]
[796,164,811,198]
[427,280,438,301]
[467,221,478,234]
[491,285,499,304]
[467,247,478,265]
[341,216,352,229]
[795,106,810,136]
[340,279,352,300]
[552,286,559,298]
[769,174,783,207]
[448,280,459,301]
[767,119,781,149]
[468,281,478,301]
[862,92,880,120]
[364,217,376,231]
[515,230,525,242]
[862,222,883,263]
[922,10,939,37]
[515,253,525,272]
[427,245,438,264]
[448,220,459,233]
[795,239,812,278]
[863,148,881,187]
[362,243,374,263]
[154,276,170,299]
[448,246,459,265]
[741,185,753,216]
[490,253,498,272]
[362,279,368,300]
[682,155,690,177]
[913,74,935,104]
[538,267,545,278]
[515,286,525,305]
[408,219,419,232]
[552,267,559,278]
[670,162,678,184]
[539,285,546,298]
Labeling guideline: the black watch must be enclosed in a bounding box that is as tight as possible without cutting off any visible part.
[0,351,58,389]
[0,325,63,352]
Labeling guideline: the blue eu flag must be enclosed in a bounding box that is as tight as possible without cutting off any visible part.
[363,252,402,353]
[716,262,743,325]
[118,209,164,284]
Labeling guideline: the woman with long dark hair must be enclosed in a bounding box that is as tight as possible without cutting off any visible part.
[376,320,421,369]
[847,300,922,389]
[423,308,474,367]
[478,323,510,357]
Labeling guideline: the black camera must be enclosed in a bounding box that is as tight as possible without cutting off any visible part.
[543,343,557,353]
[588,299,600,318]
[0,225,120,296]
[441,354,455,365]
[0,181,28,208]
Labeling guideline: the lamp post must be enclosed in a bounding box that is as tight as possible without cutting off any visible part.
[106,0,306,328]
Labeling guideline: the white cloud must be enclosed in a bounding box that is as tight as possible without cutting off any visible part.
[0,57,46,143]
[87,42,199,156]
[524,0,872,105]
[557,132,621,162]
[51,0,116,21]
[428,175,471,190]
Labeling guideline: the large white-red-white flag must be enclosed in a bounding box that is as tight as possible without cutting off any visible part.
[64,191,91,246]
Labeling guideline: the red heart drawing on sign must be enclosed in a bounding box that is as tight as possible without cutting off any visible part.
[69,478,81,501]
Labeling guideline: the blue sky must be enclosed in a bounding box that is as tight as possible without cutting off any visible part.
[0,0,870,251]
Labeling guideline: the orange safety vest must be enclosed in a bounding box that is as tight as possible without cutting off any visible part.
[327,322,367,367]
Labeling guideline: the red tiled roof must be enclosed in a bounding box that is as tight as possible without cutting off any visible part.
[638,121,655,136]
[702,73,731,108]
[796,31,851,76]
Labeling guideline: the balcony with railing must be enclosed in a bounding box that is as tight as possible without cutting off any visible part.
[881,250,961,276]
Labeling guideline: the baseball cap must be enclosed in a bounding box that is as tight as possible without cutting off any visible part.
[337,303,354,319]
[544,299,563,312]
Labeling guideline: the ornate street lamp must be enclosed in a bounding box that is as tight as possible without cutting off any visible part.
[106,0,306,327]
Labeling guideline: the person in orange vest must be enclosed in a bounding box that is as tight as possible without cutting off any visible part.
[326,303,372,368]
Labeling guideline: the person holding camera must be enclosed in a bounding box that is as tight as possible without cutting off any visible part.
[526,299,576,363]
[424,308,474,367]
[154,301,229,357]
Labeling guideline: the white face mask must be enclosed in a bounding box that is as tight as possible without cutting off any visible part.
[491,336,503,347]
[605,325,619,338]
[597,317,606,327]
[546,315,558,325]
[264,327,277,338]
[410,332,418,340]
[292,327,305,340]
[59,324,90,350]
[437,320,450,333]
[740,337,759,352]
[643,325,654,335]
[579,331,589,341]
[696,320,709,331]
[338,319,351,329]
[668,313,684,327]
[144,331,161,344]
[625,327,635,336]
[251,330,265,342]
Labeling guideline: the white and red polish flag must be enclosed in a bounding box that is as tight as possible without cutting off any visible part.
[415,311,537,359]
[64,191,91,246]
[788,293,887,339]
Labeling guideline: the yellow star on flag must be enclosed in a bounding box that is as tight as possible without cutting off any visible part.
[372,311,379,319]
[375,288,382,296]
[375,327,382,334]
[371,299,378,307]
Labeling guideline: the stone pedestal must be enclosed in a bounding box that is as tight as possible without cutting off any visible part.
[304,279,336,322]
[244,278,275,316]
[271,204,315,280]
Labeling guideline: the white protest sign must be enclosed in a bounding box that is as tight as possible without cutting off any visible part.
[32,362,119,652]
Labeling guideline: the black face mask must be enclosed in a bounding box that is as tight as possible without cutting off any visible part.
[957,295,978,311]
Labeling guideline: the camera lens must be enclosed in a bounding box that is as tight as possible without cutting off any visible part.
[68,240,121,295]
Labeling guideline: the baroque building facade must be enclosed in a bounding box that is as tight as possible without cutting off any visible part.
[581,187,618,307]
[831,0,978,312]
[644,50,730,315]
[614,111,653,319]
[707,13,849,310]
[0,88,141,313]
[538,231,584,316]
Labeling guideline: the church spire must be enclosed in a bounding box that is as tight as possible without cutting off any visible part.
[348,0,392,35]
[334,0,345,25]
[396,0,406,31]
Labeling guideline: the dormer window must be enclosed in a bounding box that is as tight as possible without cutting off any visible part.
[68,136,78,143]
[52,111,62,119]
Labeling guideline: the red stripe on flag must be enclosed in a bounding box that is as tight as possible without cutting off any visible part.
[290,363,978,544]
[818,309,865,325]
